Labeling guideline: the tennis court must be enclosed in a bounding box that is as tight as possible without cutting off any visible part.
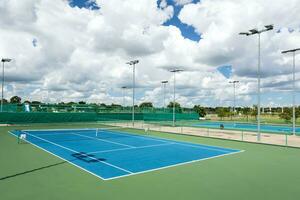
[10,128,241,180]
[193,121,300,134]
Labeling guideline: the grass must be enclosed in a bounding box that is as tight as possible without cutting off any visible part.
[1,123,300,200]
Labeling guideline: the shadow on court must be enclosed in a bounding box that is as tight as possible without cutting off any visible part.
[0,161,67,181]
[0,152,107,181]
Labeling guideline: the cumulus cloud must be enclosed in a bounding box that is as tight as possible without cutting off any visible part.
[1,0,300,107]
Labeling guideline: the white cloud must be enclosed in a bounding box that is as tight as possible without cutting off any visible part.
[173,0,193,6]
[1,0,300,107]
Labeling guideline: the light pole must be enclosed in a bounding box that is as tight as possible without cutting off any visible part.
[229,80,239,124]
[282,48,300,135]
[1,58,12,112]
[126,60,139,127]
[161,80,168,111]
[121,86,127,109]
[229,80,239,116]
[239,24,273,141]
[169,69,183,127]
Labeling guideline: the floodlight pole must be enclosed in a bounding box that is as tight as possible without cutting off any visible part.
[258,33,261,141]
[282,48,300,135]
[170,69,183,127]
[126,60,139,127]
[1,58,12,112]
[239,24,273,141]
[229,80,239,115]
[161,81,168,111]
[121,86,127,109]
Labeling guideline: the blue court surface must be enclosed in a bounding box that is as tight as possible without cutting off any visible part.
[10,128,242,180]
[193,121,300,134]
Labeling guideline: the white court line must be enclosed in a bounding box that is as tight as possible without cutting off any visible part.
[87,142,175,154]
[22,131,92,137]
[21,131,133,174]
[71,132,134,148]
[23,128,96,132]
[9,130,244,181]
[8,131,107,181]
[103,130,237,153]
[171,142,232,153]
[104,150,244,180]
[25,128,241,153]
[23,130,135,148]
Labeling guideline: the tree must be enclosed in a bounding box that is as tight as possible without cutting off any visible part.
[251,105,258,120]
[23,100,31,104]
[296,107,300,119]
[216,107,229,120]
[10,96,21,104]
[193,105,206,117]
[139,102,153,108]
[0,99,8,104]
[167,102,181,109]
[242,107,251,122]
[78,101,86,105]
[31,101,41,104]
[99,103,107,107]
[279,108,292,122]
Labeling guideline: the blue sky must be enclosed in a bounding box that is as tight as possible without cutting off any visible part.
[70,0,201,41]
[161,0,201,41]
[69,0,100,10]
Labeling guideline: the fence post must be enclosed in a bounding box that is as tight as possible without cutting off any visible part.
[285,133,288,146]
[207,128,209,137]
[241,131,244,141]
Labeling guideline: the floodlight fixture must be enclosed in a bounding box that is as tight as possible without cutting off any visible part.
[229,80,239,84]
[126,60,139,65]
[1,58,12,62]
[282,48,300,54]
[249,29,259,34]
[265,24,274,30]
[170,69,184,73]
[239,32,250,36]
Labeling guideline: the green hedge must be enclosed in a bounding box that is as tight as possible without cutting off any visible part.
[0,112,198,124]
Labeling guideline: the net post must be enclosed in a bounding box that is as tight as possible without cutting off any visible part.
[17,132,20,144]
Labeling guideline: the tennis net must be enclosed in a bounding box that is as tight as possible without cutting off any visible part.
[16,126,135,143]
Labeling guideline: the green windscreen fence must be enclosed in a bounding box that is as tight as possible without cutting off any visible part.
[0,112,97,124]
[143,113,199,121]
[1,104,18,112]
[0,112,198,124]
